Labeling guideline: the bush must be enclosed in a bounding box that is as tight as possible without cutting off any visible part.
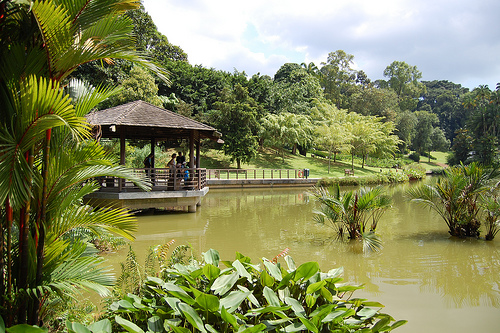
[402,164,426,180]
[90,249,406,333]
[408,152,420,163]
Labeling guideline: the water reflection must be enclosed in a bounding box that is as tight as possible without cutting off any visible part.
[115,185,500,332]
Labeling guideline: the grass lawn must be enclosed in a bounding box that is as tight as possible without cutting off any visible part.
[199,148,450,179]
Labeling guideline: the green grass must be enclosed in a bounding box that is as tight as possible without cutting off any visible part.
[199,148,445,179]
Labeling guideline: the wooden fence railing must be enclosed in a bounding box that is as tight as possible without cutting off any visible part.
[97,168,207,192]
[206,168,308,180]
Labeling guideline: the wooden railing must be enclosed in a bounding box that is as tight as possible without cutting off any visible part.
[97,168,207,192]
[207,168,308,180]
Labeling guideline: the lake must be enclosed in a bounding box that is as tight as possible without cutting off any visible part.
[106,183,500,333]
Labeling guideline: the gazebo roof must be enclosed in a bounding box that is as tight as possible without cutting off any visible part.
[86,100,222,142]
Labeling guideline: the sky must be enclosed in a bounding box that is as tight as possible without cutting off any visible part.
[142,0,500,90]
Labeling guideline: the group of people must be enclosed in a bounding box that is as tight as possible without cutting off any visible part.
[167,151,186,169]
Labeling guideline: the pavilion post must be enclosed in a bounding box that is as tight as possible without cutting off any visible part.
[196,139,200,168]
[150,138,155,168]
[119,132,125,190]
[189,130,195,169]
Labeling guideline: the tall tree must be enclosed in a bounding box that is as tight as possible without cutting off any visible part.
[412,111,439,156]
[349,87,399,122]
[319,50,357,109]
[315,123,351,172]
[210,85,260,169]
[380,61,426,111]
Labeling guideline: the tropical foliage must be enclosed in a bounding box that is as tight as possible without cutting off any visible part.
[0,0,164,326]
[311,185,392,252]
[406,162,500,239]
[77,248,406,332]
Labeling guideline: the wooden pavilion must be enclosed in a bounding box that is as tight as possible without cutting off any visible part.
[84,100,222,212]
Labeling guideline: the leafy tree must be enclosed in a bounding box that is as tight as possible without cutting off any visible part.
[210,85,260,169]
[448,128,474,165]
[319,50,357,109]
[349,87,399,122]
[315,123,351,172]
[395,111,418,153]
[260,113,314,162]
[430,127,450,152]
[346,114,400,169]
[0,0,161,326]
[103,66,164,108]
[418,80,469,141]
[380,61,426,111]
[270,65,324,115]
[412,111,439,155]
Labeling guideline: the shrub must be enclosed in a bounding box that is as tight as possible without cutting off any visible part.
[408,152,420,163]
[402,164,426,180]
[89,249,406,333]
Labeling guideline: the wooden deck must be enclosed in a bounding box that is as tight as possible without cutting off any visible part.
[85,168,208,213]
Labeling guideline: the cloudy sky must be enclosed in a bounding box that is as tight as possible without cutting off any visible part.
[142,0,500,90]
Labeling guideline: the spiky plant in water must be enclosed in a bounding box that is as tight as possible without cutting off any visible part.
[311,184,392,252]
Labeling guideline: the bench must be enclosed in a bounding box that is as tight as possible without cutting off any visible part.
[344,169,354,176]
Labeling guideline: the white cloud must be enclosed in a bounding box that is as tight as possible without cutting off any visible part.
[143,0,500,89]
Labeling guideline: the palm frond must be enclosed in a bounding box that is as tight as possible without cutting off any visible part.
[362,232,383,253]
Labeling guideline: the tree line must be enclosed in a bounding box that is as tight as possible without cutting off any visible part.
[74,5,500,169]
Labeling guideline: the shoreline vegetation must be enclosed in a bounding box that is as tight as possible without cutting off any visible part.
[196,148,449,186]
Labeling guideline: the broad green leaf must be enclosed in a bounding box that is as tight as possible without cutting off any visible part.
[87,319,111,333]
[298,317,318,333]
[305,294,316,308]
[371,316,390,332]
[115,316,145,333]
[178,303,207,333]
[220,290,251,313]
[195,293,220,312]
[263,286,281,307]
[203,264,221,281]
[357,307,379,320]
[164,297,182,315]
[337,285,363,292]
[306,280,326,294]
[6,325,47,333]
[327,267,344,278]
[263,260,283,281]
[164,283,195,305]
[221,306,238,328]
[147,316,163,333]
[0,316,4,333]
[260,270,275,287]
[66,322,91,333]
[204,324,219,333]
[277,271,294,289]
[362,301,385,307]
[294,262,319,282]
[320,287,333,302]
[283,322,306,332]
[211,272,239,295]
[239,323,267,333]
[232,259,252,280]
[284,255,296,271]
[168,326,191,333]
[390,320,408,330]
[203,249,220,266]
[238,285,260,307]
[284,297,306,318]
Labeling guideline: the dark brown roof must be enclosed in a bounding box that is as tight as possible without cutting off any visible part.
[86,100,222,142]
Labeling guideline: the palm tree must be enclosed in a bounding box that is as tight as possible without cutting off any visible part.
[311,185,392,252]
[0,0,165,325]
[406,162,498,238]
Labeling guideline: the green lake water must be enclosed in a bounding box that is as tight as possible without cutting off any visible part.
[104,183,500,333]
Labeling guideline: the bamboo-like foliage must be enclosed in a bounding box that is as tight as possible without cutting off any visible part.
[0,0,166,326]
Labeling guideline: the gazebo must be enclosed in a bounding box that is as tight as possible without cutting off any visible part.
[84,100,222,212]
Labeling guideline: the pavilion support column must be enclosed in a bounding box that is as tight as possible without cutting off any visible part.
[150,138,155,168]
[189,130,195,168]
[196,139,200,168]
[119,132,125,191]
